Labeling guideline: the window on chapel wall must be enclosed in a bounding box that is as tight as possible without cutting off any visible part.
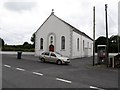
[91,43,93,51]
[50,36,53,44]
[87,42,89,49]
[83,40,84,51]
[61,36,65,50]
[77,38,79,50]
[40,38,43,50]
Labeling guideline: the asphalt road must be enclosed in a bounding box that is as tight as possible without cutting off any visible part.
[2,54,119,89]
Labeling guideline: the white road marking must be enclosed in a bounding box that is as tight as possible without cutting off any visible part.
[32,72,43,76]
[4,65,11,68]
[56,78,72,84]
[90,86,105,90]
[16,68,25,71]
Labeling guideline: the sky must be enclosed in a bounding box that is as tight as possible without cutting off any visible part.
[0,0,119,45]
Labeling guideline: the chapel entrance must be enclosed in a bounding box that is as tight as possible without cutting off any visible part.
[48,33,56,52]
[49,44,54,52]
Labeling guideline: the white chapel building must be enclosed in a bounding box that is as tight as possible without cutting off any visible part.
[35,10,93,58]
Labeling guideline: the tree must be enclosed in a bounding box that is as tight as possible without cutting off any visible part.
[0,38,4,48]
[23,42,29,46]
[109,35,120,53]
[95,36,107,52]
[23,42,31,49]
[95,35,120,53]
[31,33,35,48]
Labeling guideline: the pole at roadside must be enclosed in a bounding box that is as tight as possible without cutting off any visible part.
[93,6,95,66]
[105,4,109,67]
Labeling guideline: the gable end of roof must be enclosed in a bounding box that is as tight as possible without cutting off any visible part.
[35,13,53,34]
[35,13,93,41]
[53,14,93,41]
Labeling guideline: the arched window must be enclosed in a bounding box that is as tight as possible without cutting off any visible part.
[91,43,92,51]
[40,38,43,50]
[87,42,89,49]
[50,36,53,44]
[77,38,79,50]
[83,40,84,51]
[61,36,65,50]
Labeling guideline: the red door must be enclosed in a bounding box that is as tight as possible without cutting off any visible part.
[49,44,54,52]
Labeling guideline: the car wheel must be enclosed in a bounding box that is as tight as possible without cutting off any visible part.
[57,60,62,65]
[41,58,45,63]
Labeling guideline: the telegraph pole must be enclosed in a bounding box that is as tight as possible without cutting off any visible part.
[118,35,120,54]
[118,2,120,54]
[93,6,95,66]
[105,4,109,67]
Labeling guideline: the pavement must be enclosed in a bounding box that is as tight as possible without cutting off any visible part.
[1,54,119,89]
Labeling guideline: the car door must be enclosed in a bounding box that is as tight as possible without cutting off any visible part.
[50,53,57,63]
[44,52,50,62]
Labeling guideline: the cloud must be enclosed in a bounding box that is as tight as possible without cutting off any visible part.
[0,0,119,45]
[4,1,36,12]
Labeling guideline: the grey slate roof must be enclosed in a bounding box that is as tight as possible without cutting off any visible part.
[36,13,93,41]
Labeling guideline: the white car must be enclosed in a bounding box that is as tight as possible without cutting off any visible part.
[39,51,70,65]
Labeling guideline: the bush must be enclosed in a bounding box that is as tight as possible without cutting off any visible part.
[2,45,34,52]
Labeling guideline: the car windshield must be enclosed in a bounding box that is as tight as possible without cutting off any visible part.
[55,52,63,57]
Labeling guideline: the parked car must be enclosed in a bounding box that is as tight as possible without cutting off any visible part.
[39,51,70,65]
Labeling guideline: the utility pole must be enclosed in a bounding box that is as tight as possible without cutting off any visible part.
[105,4,109,67]
[118,1,120,55]
[93,6,95,66]
[118,35,120,54]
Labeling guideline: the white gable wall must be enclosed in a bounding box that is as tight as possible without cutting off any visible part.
[35,15,71,57]
[35,14,93,58]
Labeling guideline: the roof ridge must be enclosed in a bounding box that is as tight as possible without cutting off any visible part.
[53,14,93,41]
[35,13,93,41]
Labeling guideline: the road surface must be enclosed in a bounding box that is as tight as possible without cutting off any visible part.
[2,54,118,89]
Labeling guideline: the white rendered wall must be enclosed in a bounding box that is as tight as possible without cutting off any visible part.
[72,31,82,58]
[35,14,71,57]
[72,31,93,58]
[81,36,93,57]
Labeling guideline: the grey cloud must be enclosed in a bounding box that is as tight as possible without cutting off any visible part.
[4,1,36,12]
